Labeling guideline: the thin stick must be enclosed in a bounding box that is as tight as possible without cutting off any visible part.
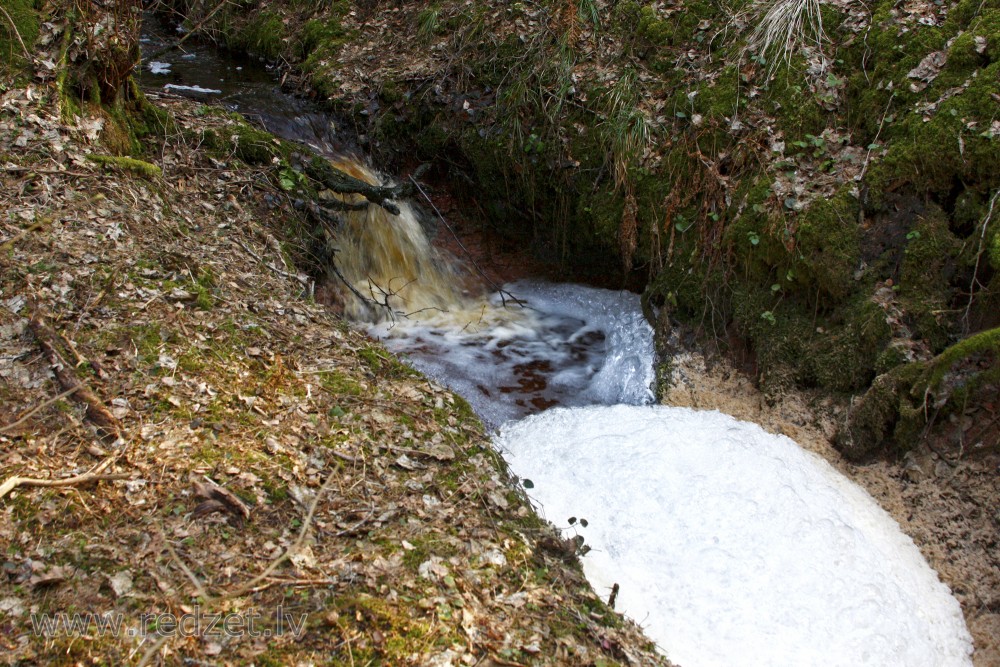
[146,0,230,61]
[858,93,895,184]
[161,527,212,602]
[0,4,31,61]
[136,635,170,667]
[1,166,95,177]
[0,386,80,435]
[220,465,339,599]
[962,189,998,332]
[29,313,122,436]
[0,219,52,252]
[408,176,522,308]
[235,238,311,288]
[0,468,129,500]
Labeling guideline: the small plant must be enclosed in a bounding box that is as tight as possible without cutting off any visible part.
[416,5,440,44]
[577,0,600,30]
[601,68,652,190]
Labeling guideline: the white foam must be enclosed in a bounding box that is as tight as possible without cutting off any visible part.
[163,83,221,94]
[368,280,655,428]
[494,405,974,667]
[147,61,172,75]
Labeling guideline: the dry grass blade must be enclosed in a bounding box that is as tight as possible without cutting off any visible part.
[744,0,828,76]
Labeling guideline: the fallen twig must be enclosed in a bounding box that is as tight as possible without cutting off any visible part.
[28,312,121,437]
[0,218,52,252]
[0,469,129,500]
[963,189,998,332]
[0,386,80,435]
[0,4,32,62]
[220,464,340,599]
[408,176,523,308]
[235,238,313,291]
[146,0,230,61]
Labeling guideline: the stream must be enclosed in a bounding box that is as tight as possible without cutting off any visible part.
[141,26,975,667]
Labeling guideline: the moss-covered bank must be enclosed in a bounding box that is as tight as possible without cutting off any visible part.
[158,0,1000,458]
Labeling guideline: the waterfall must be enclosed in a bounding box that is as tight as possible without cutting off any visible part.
[323,159,480,322]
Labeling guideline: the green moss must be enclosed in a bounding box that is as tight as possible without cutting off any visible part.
[202,114,289,166]
[921,325,1000,396]
[0,0,40,78]
[767,64,830,137]
[837,326,1000,460]
[299,13,352,63]
[327,596,443,663]
[318,370,363,396]
[231,11,285,61]
[806,297,892,391]
[85,154,162,179]
[860,33,1000,203]
[898,207,963,351]
[793,188,862,302]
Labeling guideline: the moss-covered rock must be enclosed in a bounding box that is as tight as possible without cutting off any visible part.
[837,326,1000,461]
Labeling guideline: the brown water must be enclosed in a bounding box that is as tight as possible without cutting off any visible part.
[139,15,348,159]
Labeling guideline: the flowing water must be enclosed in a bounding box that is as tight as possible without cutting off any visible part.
[140,29,975,666]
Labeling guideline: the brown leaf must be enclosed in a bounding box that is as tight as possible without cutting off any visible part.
[192,480,251,526]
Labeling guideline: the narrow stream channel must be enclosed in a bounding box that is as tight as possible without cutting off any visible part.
[140,24,975,667]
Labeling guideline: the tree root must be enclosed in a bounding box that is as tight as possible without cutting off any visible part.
[304,158,429,216]
[28,312,122,438]
[0,311,130,500]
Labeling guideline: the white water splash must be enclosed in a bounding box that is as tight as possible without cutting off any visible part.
[324,155,972,665]
[495,405,974,667]
[369,280,655,428]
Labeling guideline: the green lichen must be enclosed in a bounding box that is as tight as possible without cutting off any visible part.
[85,153,162,179]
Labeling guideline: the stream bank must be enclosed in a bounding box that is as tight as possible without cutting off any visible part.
[2,2,998,664]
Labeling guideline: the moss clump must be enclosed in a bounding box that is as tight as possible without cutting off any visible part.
[202,114,288,165]
[793,188,862,302]
[298,7,352,65]
[898,207,963,351]
[85,153,162,179]
[0,0,40,78]
[231,11,285,61]
[837,326,1000,460]
[862,58,1000,205]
